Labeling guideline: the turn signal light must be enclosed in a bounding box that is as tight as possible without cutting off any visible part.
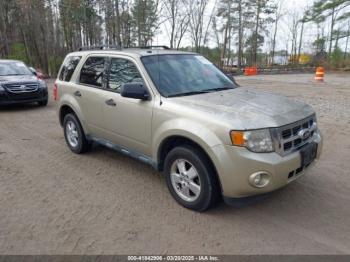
[230,131,245,146]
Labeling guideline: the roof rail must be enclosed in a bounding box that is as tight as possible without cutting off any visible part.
[77,45,122,51]
[136,46,171,50]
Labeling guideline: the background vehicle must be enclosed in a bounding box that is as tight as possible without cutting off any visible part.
[56,47,322,211]
[29,67,46,80]
[0,60,48,106]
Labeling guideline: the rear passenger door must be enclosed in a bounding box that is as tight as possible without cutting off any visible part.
[99,56,154,156]
[73,55,109,136]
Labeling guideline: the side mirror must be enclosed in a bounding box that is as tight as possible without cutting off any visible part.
[121,83,149,100]
[29,67,37,76]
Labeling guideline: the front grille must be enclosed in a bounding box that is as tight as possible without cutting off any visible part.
[4,83,38,93]
[288,161,314,180]
[273,115,317,156]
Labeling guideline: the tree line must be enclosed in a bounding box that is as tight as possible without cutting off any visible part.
[0,0,350,76]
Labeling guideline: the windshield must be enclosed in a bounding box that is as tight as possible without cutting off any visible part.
[0,62,32,76]
[141,54,236,97]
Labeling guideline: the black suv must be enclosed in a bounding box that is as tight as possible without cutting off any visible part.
[0,60,48,106]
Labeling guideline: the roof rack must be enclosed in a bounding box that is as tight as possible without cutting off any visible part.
[136,46,171,50]
[77,45,122,51]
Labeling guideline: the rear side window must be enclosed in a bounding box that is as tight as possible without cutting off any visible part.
[59,56,81,82]
[80,57,107,87]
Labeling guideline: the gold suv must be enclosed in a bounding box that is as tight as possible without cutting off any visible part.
[56,46,322,211]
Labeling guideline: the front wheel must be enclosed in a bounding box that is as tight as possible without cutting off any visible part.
[164,146,220,211]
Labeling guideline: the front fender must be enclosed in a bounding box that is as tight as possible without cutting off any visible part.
[152,118,225,175]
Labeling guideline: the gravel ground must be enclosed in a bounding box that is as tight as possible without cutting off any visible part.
[0,73,349,255]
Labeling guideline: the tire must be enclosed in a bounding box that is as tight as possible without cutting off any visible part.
[63,113,91,154]
[164,145,220,211]
[38,98,48,106]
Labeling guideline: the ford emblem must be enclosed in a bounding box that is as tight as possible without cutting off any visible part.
[298,129,311,140]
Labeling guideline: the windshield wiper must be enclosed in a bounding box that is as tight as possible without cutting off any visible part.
[167,87,234,98]
[4,74,27,76]
[167,90,212,98]
[202,86,234,92]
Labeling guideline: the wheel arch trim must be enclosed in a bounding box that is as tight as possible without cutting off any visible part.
[59,97,88,134]
[153,119,225,192]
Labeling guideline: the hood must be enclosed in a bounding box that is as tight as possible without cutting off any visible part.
[168,88,315,130]
[0,75,38,84]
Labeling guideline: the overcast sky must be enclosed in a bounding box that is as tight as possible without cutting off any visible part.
[154,0,346,53]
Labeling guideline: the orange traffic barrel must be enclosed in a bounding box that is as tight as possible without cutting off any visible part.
[315,67,324,82]
[252,66,258,75]
[245,67,258,76]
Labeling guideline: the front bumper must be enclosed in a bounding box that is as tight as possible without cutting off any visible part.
[0,88,48,105]
[211,132,322,199]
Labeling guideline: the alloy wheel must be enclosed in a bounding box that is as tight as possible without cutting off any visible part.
[170,159,201,202]
[66,120,79,148]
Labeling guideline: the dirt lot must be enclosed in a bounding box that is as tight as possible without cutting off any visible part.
[0,73,350,255]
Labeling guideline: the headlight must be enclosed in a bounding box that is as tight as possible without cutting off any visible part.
[38,80,47,89]
[230,129,274,153]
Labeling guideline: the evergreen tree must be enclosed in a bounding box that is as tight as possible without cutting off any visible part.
[308,0,350,58]
[131,0,159,46]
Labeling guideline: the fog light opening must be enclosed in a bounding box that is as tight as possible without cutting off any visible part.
[249,172,271,188]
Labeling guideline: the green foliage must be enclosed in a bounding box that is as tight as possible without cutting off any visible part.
[331,46,345,67]
[7,43,29,64]
[201,47,222,65]
[59,0,102,49]
[307,0,350,59]
[244,32,265,65]
[49,56,64,77]
[178,46,221,65]
[313,37,327,53]
[245,33,265,50]
[131,0,159,46]
[2,0,350,73]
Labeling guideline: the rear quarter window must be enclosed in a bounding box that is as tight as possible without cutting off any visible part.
[59,56,82,82]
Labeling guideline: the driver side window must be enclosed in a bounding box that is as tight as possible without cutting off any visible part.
[80,57,107,88]
[108,58,143,93]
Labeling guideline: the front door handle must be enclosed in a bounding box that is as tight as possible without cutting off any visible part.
[105,99,117,107]
[74,91,82,97]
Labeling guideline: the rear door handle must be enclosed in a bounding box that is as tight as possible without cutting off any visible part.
[74,91,82,97]
[105,99,116,107]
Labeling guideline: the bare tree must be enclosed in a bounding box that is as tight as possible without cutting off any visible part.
[285,10,300,63]
[345,21,350,58]
[212,16,221,49]
[187,0,210,53]
[297,17,305,62]
[132,0,160,46]
[217,0,232,66]
[270,0,284,65]
[162,0,190,49]
[236,0,244,68]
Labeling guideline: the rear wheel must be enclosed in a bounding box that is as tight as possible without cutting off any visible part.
[164,145,220,211]
[63,113,91,154]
